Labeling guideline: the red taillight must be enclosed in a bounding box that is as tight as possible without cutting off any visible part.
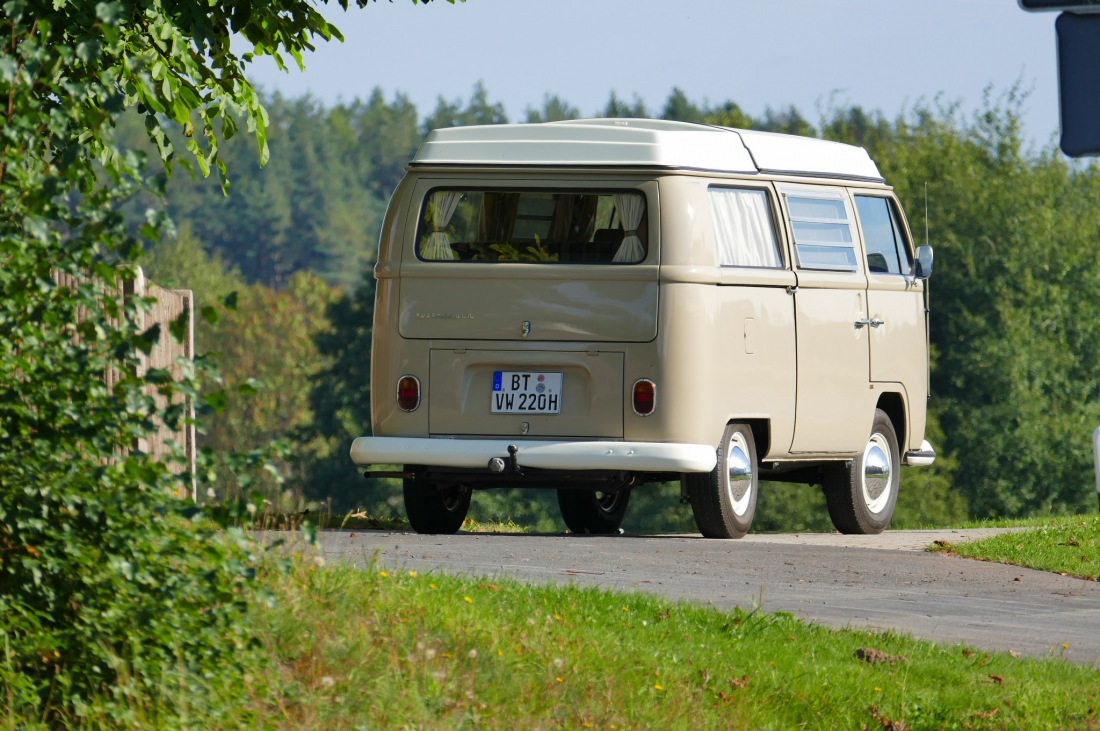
[397,375,421,412]
[632,379,656,416]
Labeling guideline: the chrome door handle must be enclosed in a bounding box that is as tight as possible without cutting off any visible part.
[855,318,886,329]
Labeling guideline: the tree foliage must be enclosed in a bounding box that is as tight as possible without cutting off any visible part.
[127,82,1097,530]
[852,93,1100,518]
[0,0,456,719]
[205,272,341,505]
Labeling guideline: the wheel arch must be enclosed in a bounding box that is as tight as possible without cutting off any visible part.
[875,391,907,452]
[741,418,771,464]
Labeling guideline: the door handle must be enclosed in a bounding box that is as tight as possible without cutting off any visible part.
[855,318,886,329]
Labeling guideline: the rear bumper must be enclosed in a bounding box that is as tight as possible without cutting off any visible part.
[350,436,718,473]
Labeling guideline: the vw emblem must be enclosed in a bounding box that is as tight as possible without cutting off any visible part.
[521,320,531,337]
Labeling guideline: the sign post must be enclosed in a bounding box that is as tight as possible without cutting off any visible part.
[1094,427,1100,513]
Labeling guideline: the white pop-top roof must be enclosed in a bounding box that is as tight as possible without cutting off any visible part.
[411,118,884,183]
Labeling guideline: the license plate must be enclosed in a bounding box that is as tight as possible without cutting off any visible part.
[491,371,563,414]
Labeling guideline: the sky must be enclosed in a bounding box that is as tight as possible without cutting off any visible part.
[245,0,1064,148]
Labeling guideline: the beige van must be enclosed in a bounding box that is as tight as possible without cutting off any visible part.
[350,119,936,538]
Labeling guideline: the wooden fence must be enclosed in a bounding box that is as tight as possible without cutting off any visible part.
[54,267,196,499]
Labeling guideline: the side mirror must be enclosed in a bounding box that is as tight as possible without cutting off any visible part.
[914,245,934,280]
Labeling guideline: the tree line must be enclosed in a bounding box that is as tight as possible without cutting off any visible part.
[136,83,1100,531]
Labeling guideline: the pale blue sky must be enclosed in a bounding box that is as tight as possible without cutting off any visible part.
[246,0,1062,147]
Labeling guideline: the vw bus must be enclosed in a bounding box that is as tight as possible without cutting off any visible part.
[350,119,936,538]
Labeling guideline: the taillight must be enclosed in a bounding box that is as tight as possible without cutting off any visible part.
[632,379,656,416]
[397,375,421,412]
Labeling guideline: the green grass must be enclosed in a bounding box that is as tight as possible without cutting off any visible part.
[9,542,1100,729]
[931,515,1100,580]
[245,557,1100,730]
[232,508,529,534]
[941,513,1099,530]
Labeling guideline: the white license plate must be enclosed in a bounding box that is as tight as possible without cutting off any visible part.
[491,371,563,414]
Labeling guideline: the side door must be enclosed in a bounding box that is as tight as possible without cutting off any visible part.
[781,185,875,454]
[853,193,929,451]
[708,184,797,460]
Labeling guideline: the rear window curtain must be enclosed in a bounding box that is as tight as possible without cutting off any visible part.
[423,191,463,261]
[709,188,782,268]
[612,192,646,263]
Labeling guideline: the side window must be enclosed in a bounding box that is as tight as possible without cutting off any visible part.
[709,187,783,268]
[854,195,912,275]
[785,192,858,272]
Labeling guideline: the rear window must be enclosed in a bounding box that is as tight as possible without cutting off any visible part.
[415,189,648,263]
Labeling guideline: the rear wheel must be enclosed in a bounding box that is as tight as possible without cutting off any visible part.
[403,479,472,534]
[687,422,758,539]
[557,489,630,535]
[823,409,900,535]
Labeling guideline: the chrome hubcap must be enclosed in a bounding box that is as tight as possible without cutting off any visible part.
[862,433,893,514]
[725,432,754,516]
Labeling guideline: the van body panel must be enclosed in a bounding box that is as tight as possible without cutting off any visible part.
[647,176,797,458]
[652,176,721,269]
[369,317,430,438]
[398,269,660,342]
[777,183,877,454]
[396,176,661,343]
[868,286,929,451]
[714,279,797,458]
[850,190,930,453]
[358,120,935,517]
[788,274,875,453]
[428,348,625,438]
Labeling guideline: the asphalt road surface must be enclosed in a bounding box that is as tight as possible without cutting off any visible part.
[312,528,1100,667]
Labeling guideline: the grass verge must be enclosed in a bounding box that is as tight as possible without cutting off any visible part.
[931,515,1100,580]
[8,539,1099,729]
[232,508,527,534]
[248,556,1100,730]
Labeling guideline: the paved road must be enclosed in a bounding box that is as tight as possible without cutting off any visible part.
[312,528,1100,667]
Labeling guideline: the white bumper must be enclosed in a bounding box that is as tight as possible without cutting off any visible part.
[904,440,937,467]
[349,436,718,473]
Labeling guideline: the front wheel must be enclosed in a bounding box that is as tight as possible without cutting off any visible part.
[557,489,630,535]
[823,409,900,535]
[686,422,759,539]
[403,479,472,534]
